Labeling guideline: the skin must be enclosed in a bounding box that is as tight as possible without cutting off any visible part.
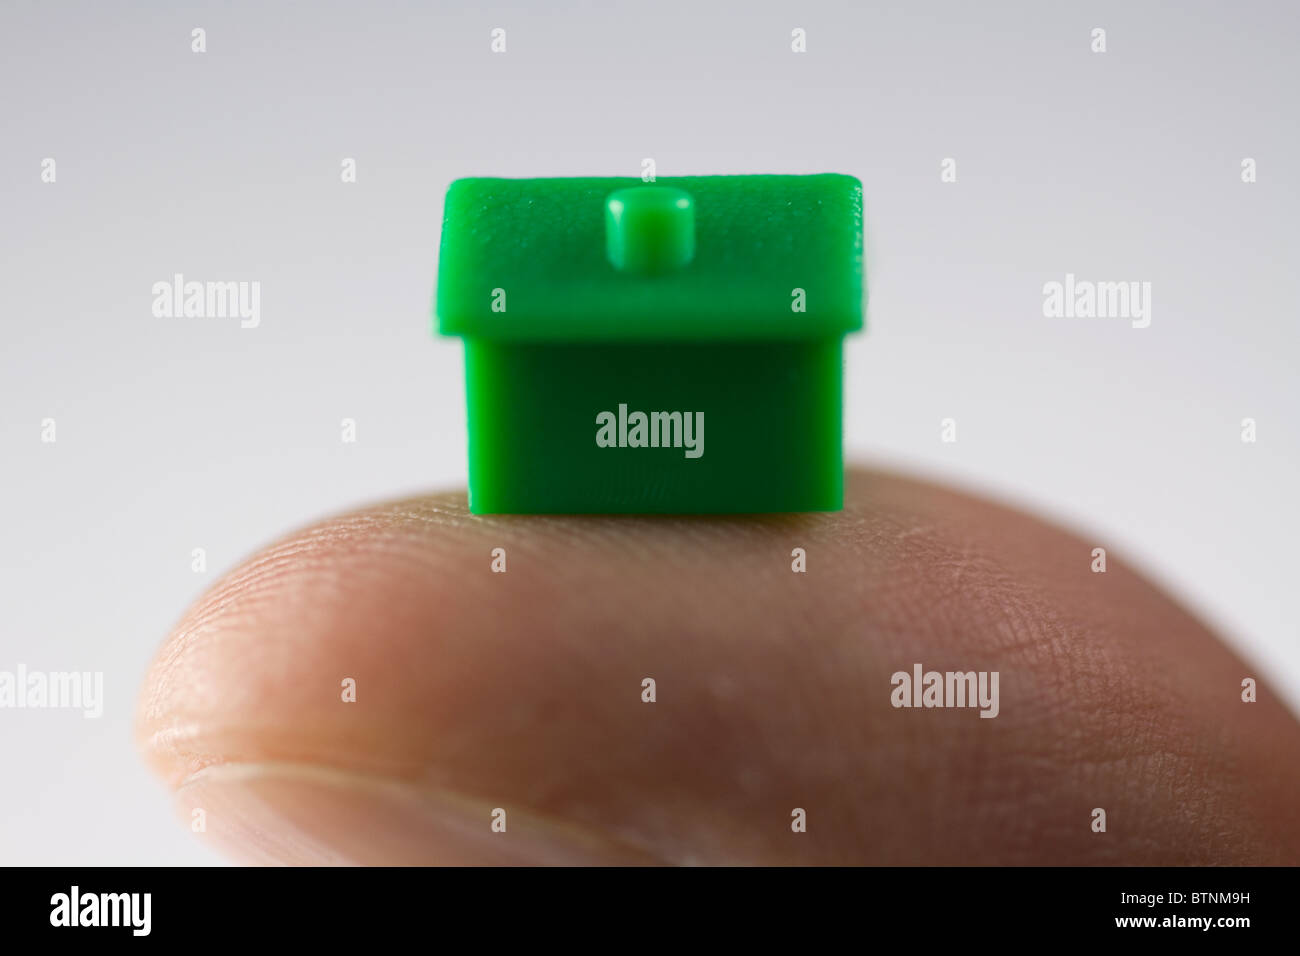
[136,467,1300,865]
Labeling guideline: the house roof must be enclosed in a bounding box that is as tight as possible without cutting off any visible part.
[435,174,864,342]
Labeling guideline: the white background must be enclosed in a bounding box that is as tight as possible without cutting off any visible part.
[2,0,1296,864]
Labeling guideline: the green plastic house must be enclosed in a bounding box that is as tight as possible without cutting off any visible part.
[434,174,865,514]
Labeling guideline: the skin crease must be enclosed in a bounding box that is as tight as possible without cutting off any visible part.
[137,467,1300,865]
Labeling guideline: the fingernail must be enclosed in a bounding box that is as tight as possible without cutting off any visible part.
[175,762,660,866]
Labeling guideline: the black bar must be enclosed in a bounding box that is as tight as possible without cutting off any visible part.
[3,866,1283,942]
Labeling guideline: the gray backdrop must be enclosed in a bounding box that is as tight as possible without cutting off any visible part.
[2,0,1296,863]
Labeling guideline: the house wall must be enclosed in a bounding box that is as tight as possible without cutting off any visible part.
[463,340,844,514]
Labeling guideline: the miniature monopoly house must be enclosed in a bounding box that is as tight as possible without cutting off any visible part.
[434,174,865,514]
